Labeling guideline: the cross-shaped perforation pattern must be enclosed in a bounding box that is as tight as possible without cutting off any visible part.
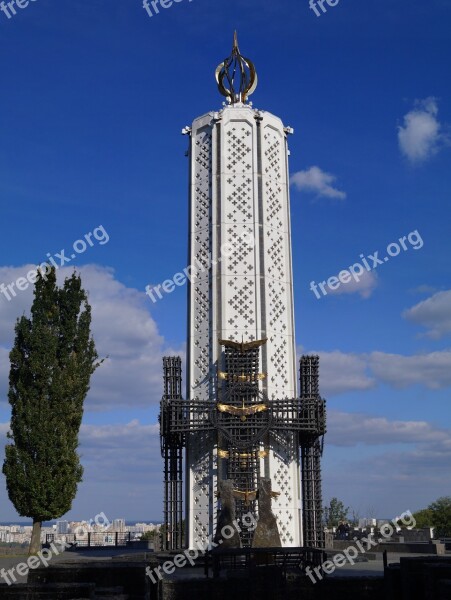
[263,128,283,180]
[225,276,256,336]
[225,125,253,173]
[225,175,253,223]
[194,129,212,231]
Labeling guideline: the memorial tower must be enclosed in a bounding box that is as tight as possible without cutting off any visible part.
[160,34,326,551]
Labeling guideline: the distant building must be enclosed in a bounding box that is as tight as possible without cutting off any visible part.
[56,520,69,534]
[359,518,377,529]
[112,519,125,532]
[134,522,158,533]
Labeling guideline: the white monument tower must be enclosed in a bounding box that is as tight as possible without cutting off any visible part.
[160,34,325,553]
[185,33,301,548]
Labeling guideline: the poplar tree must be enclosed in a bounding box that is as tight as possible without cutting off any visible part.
[3,268,101,554]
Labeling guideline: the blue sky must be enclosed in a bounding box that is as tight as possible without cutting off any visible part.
[0,0,450,523]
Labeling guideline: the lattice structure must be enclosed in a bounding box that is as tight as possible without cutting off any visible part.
[301,440,324,548]
[221,346,261,546]
[160,349,326,550]
[160,357,184,551]
[300,355,325,549]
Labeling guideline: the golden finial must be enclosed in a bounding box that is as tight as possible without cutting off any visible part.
[215,31,258,104]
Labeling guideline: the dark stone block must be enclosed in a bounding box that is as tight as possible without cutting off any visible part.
[160,572,383,600]
[28,561,151,599]
[424,565,451,600]
[94,587,128,600]
[0,582,95,598]
[314,577,384,600]
[438,579,451,600]
[378,542,445,554]
[161,573,287,600]
[384,563,401,600]
[398,556,451,600]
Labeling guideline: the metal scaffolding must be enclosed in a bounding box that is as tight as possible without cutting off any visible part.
[300,355,325,548]
[221,346,261,547]
[159,349,326,550]
[160,357,185,551]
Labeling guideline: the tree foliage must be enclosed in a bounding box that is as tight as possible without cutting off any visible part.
[428,497,451,537]
[324,497,350,528]
[412,508,435,529]
[2,269,101,552]
[413,497,451,537]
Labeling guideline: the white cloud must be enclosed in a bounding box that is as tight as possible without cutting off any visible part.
[368,350,451,390]
[403,289,451,339]
[79,420,161,481]
[328,410,449,447]
[327,270,378,299]
[0,419,164,520]
[290,166,346,199]
[410,284,440,295]
[324,431,451,515]
[398,97,448,163]
[308,350,375,396]
[302,348,451,396]
[0,265,184,411]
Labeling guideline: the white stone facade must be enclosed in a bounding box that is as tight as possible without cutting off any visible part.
[186,104,300,548]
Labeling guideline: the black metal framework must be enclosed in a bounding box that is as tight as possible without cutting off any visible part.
[300,355,325,548]
[224,445,259,547]
[159,348,326,551]
[204,546,328,579]
[221,346,261,546]
[160,357,184,551]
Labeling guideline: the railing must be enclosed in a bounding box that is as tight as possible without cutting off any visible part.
[204,546,327,578]
[45,532,132,548]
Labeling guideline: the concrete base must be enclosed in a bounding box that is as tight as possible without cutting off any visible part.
[28,560,155,599]
[331,539,445,555]
[385,555,451,600]
[5,552,448,599]
[160,575,384,600]
[438,580,451,600]
[0,582,95,598]
[379,542,445,555]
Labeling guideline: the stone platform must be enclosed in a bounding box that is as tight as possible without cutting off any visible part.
[0,548,449,598]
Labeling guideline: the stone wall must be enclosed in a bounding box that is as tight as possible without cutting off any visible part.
[161,574,384,600]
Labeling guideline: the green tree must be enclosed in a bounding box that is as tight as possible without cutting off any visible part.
[324,497,350,528]
[412,508,434,529]
[140,530,156,541]
[428,497,451,537]
[3,269,101,554]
